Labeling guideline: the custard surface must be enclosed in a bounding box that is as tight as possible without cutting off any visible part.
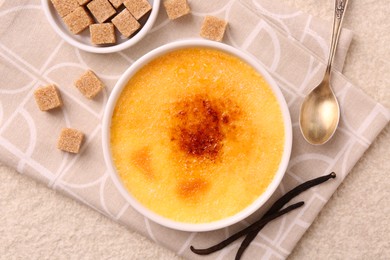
[110,48,285,223]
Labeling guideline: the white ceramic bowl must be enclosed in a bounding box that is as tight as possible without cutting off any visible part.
[102,39,292,232]
[41,0,160,53]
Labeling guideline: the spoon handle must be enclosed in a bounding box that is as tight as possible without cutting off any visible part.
[325,0,349,77]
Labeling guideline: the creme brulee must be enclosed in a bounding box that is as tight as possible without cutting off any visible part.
[110,47,285,223]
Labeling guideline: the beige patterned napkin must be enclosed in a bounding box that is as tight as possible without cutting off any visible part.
[0,0,389,259]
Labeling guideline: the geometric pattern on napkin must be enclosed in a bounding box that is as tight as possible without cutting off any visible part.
[0,0,388,259]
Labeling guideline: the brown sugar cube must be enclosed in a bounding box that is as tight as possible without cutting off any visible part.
[63,6,93,34]
[112,9,141,38]
[57,128,84,153]
[200,16,228,42]
[90,23,116,44]
[124,0,152,20]
[74,70,105,99]
[109,0,124,8]
[34,84,63,111]
[51,0,79,17]
[87,0,116,23]
[77,0,91,5]
[163,0,190,20]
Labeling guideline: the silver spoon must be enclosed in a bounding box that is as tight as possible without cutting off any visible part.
[299,0,349,145]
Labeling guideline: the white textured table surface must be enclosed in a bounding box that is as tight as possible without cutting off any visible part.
[1,1,389,259]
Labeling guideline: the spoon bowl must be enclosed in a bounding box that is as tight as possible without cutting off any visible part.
[300,78,340,145]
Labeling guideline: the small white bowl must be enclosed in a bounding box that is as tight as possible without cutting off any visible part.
[41,0,160,53]
[102,39,292,232]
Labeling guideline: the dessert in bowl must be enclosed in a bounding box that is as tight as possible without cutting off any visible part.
[102,39,292,232]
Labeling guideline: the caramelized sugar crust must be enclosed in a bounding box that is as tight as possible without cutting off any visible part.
[171,94,241,161]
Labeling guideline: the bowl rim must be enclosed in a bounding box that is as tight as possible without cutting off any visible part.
[102,39,292,232]
[41,0,160,54]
